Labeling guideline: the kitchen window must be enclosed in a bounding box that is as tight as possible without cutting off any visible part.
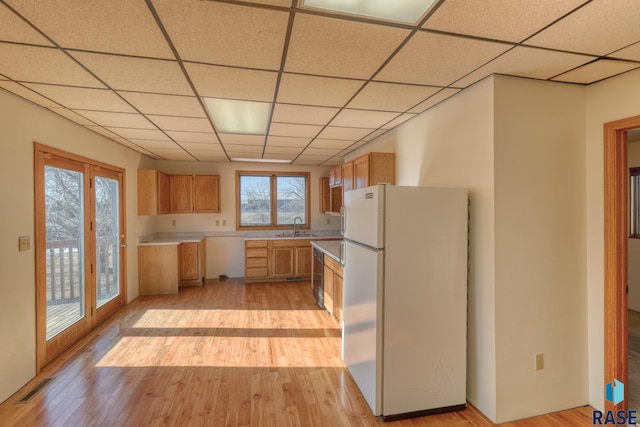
[236,171,310,230]
[632,167,640,238]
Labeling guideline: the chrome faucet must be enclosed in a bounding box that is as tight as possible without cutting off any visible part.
[293,216,303,236]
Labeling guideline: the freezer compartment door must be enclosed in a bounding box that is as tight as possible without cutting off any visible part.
[342,240,384,416]
[343,185,384,249]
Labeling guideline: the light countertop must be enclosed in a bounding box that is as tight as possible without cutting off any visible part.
[311,240,342,263]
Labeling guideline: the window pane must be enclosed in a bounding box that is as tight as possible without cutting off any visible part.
[95,176,120,308]
[276,176,306,225]
[239,175,271,226]
[45,166,85,340]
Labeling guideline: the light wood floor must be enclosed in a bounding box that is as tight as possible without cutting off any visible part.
[0,278,594,426]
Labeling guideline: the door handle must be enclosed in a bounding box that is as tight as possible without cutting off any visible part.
[340,206,346,236]
[340,241,346,268]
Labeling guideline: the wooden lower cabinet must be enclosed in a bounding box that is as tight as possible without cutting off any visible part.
[244,239,313,282]
[178,240,206,287]
[323,254,343,323]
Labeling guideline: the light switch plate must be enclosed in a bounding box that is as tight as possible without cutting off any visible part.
[19,236,30,251]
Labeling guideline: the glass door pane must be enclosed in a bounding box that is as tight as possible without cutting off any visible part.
[95,175,120,308]
[44,166,85,340]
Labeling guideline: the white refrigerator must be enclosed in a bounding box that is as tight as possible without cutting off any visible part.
[341,184,468,421]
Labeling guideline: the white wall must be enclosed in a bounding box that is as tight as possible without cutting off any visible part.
[585,67,640,410]
[347,77,498,421]
[0,88,154,404]
[493,76,587,422]
[629,141,640,311]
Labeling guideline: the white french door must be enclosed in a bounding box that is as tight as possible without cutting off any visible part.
[35,144,126,369]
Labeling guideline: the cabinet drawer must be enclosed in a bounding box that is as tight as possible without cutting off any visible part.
[271,239,311,247]
[246,248,268,258]
[246,267,268,278]
[246,257,268,268]
[246,240,268,248]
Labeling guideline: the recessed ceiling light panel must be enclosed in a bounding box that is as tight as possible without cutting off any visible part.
[203,98,271,135]
[301,0,436,24]
[231,157,292,164]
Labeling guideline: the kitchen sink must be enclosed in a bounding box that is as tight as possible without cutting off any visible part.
[275,232,317,237]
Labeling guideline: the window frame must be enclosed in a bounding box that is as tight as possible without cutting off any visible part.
[631,167,640,239]
[235,170,311,230]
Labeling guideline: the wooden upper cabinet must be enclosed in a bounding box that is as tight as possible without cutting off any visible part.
[137,170,170,215]
[320,177,330,213]
[342,161,354,192]
[353,155,370,189]
[170,175,194,213]
[330,165,342,186]
[194,175,220,213]
[353,152,396,190]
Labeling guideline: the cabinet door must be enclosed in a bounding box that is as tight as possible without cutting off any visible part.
[334,272,343,323]
[295,246,312,276]
[137,170,159,215]
[342,161,354,192]
[353,155,370,190]
[157,171,170,214]
[323,265,334,315]
[179,242,199,283]
[320,177,330,213]
[194,175,220,213]
[333,165,342,186]
[272,247,295,277]
[170,175,194,213]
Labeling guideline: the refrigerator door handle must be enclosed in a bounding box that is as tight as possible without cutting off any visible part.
[340,240,346,268]
[340,206,346,236]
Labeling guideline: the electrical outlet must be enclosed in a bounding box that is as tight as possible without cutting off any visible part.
[172,220,176,226]
[18,236,30,251]
[535,353,544,370]
[222,219,227,226]
[326,218,331,224]
[216,220,220,226]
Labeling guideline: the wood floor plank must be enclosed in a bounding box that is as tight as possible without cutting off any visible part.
[0,278,595,426]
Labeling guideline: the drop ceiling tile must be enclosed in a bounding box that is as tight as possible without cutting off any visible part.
[241,0,291,6]
[423,0,587,43]
[225,145,265,155]
[152,0,288,69]
[293,154,333,165]
[5,0,173,58]
[147,116,213,133]
[50,108,96,126]
[551,59,640,84]
[526,0,640,56]
[277,73,365,107]
[310,139,355,150]
[381,113,417,130]
[266,136,312,147]
[409,88,461,114]
[0,44,103,87]
[119,92,205,117]
[191,152,229,162]
[147,149,196,161]
[264,146,304,155]
[185,63,277,102]
[285,13,410,79]
[272,104,340,125]
[348,82,441,112]
[0,4,53,46]
[23,83,135,112]
[180,142,225,152]
[263,152,297,161]
[166,131,219,144]
[77,111,156,129]
[219,134,265,146]
[71,52,192,95]
[375,32,513,86]
[105,127,169,140]
[316,126,375,141]
[130,140,182,149]
[324,157,345,166]
[453,46,596,88]
[609,42,640,61]
[112,138,158,156]
[86,126,126,140]
[270,123,323,138]
[303,147,342,156]
[0,81,61,108]
[331,109,399,129]
[361,129,387,142]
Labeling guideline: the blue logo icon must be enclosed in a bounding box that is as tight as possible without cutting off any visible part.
[606,379,625,405]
